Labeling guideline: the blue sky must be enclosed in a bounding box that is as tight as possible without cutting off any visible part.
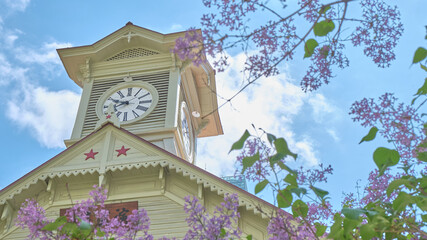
[0,0,425,209]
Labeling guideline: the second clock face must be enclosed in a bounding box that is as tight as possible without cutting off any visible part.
[97,81,158,124]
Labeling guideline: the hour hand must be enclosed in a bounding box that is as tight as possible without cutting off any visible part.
[108,98,120,103]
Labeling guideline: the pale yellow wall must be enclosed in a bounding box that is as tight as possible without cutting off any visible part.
[0,166,269,239]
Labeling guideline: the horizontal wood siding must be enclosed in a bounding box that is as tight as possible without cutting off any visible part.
[81,71,170,137]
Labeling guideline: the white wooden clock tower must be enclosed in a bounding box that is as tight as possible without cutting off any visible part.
[59,22,223,163]
[0,23,274,239]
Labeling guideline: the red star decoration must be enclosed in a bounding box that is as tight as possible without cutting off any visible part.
[116,145,130,157]
[84,149,98,160]
[106,114,111,119]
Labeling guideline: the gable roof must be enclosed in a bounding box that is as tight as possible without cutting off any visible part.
[0,123,276,217]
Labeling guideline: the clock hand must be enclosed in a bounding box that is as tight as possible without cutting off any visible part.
[109,98,120,103]
[115,101,130,107]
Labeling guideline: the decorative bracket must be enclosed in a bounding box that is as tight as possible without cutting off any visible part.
[79,57,92,83]
[99,172,111,197]
[46,178,56,205]
[159,167,166,194]
[1,200,15,234]
[198,183,204,200]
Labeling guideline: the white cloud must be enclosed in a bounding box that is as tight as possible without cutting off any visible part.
[170,24,183,32]
[0,54,28,85]
[308,93,338,123]
[196,52,322,176]
[327,129,340,142]
[15,42,72,65]
[4,0,31,12]
[6,84,80,148]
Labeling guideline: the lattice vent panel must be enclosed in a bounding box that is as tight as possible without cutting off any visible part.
[106,48,159,61]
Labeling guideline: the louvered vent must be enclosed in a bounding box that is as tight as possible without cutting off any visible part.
[106,48,159,61]
[81,71,169,137]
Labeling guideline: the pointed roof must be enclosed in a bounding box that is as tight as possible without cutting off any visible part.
[0,123,276,217]
[57,22,192,87]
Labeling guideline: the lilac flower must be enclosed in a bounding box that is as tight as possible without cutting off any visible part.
[235,139,272,182]
[350,93,424,163]
[351,0,403,68]
[183,193,241,240]
[268,210,318,240]
[301,43,349,92]
[16,199,53,240]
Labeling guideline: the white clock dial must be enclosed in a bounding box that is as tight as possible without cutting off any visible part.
[180,102,193,159]
[103,87,153,122]
[96,81,158,124]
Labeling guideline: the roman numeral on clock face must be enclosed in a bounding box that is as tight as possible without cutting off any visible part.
[127,88,132,96]
[132,110,139,118]
[138,92,150,99]
[136,105,148,111]
[139,100,152,104]
[116,111,122,117]
[123,112,128,121]
[117,91,125,99]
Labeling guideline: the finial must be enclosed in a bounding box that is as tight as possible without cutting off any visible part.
[126,21,133,26]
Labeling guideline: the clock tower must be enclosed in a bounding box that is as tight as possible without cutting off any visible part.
[58,22,223,163]
[0,23,273,239]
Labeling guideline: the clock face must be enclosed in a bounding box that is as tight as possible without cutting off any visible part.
[180,102,193,159]
[96,81,158,124]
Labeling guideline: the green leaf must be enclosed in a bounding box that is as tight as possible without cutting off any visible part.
[269,153,286,165]
[319,5,331,14]
[393,192,413,212]
[417,150,427,162]
[255,179,269,194]
[229,130,250,153]
[310,185,329,200]
[314,222,327,237]
[277,161,297,175]
[267,133,276,145]
[79,220,91,231]
[359,126,378,144]
[42,216,67,231]
[413,47,427,64]
[422,214,427,222]
[313,20,335,36]
[360,224,376,240]
[60,222,79,235]
[421,64,427,72]
[386,178,412,197]
[415,78,427,96]
[96,228,106,237]
[220,228,226,237]
[274,138,297,159]
[342,208,365,220]
[328,213,344,239]
[290,187,307,197]
[241,152,260,174]
[284,173,298,187]
[277,189,293,208]
[304,39,319,58]
[373,147,400,176]
[292,199,308,218]
[415,196,427,211]
[343,218,360,236]
[246,235,253,240]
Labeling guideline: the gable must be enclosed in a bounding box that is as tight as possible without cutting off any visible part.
[0,123,275,238]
